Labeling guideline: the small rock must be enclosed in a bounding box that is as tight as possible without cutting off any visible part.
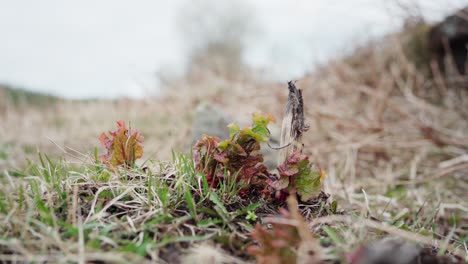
[190,103,280,169]
[347,237,463,264]
[347,237,420,264]
[190,102,231,148]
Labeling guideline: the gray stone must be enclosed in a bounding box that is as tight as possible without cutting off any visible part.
[190,102,280,170]
[190,102,231,147]
[349,237,421,264]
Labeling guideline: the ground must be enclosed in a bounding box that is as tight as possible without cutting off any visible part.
[0,31,467,263]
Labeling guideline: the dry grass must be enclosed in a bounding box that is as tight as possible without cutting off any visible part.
[1,29,467,263]
[0,97,194,170]
[157,32,468,260]
[297,37,468,256]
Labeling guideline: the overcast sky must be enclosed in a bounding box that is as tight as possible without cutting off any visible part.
[0,0,466,98]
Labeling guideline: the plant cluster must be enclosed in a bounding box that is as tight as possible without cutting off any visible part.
[192,113,274,196]
[270,151,325,201]
[3,115,323,262]
[192,113,325,202]
[94,115,326,261]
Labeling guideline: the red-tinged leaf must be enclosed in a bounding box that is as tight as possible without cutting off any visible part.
[99,133,112,149]
[213,152,229,164]
[98,120,144,168]
[193,135,222,185]
[269,177,289,191]
[227,141,248,156]
[131,129,144,143]
[279,167,299,177]
[269,151,325,201]
[116,120,126,130]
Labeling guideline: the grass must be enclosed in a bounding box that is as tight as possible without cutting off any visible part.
[1,25,468,263]
[0,152,272,263]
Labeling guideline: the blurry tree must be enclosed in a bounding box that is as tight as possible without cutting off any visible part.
[177,0,258,78]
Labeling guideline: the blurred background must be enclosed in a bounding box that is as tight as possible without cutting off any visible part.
[1,2,468,260]
[1,0,467,172]
[0,0,466,98]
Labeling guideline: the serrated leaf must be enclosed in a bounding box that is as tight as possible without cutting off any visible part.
[270,151,325,201]
[295,169,322,201]
[98,120,144,168]
[252,124,269,139]
[269,177,289,191]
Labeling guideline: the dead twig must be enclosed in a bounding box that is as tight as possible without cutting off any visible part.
[278,81,309,166]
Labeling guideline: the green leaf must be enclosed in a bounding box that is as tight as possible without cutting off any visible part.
[209,192,230,223]
[252,112,275,127]
[234,202,261,218]
[197,218,223,228]
[272,151,325,201]
[252,124,269,139]
[218,139,230,150]
[228,123,241,137]
[331,200,338,213]
[245,211,258,221]
[295,169,322,201]
[242,127,265,143]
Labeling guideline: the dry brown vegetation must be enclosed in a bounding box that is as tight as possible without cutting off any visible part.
[1,25,467,263]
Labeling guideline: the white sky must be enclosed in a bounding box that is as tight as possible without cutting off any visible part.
[0,0,466,98]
